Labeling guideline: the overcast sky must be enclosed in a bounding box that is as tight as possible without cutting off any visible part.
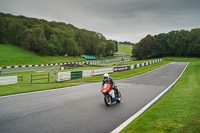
[0,0,200,43]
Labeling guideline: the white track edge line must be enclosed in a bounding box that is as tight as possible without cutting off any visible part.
[111,62,189,133]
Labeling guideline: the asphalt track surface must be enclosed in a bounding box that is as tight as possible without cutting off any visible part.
[0,62,188,133]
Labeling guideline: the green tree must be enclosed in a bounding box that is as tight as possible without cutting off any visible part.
[151,33,168,58]
[63,38,79,56]
[29,25,47,54]
[187,29,200,57]
[6,18,27,46]
[95,42,106,57]
[137,35,153,59]
[49,35,62,55]
[106,40,116,55]
[0,16,6,43]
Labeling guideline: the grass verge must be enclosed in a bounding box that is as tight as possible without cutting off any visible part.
[121,61,200,133]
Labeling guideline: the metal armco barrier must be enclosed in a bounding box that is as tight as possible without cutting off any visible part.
[82,70,92,78]
[0,76,17,85]
[92,68,113,76]
[57,72,71,82]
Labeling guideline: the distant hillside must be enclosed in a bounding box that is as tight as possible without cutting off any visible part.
[0,12,118,57]
[0,44,85,66]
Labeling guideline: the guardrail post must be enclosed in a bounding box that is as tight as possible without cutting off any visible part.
[17,76,23,82]
[48,72,50,83]
[31,74,32,84]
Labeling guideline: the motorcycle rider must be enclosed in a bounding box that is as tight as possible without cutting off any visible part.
[102,73,118,94]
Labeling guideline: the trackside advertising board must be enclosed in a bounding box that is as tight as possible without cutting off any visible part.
[71,71,82,80]
[114,66,130,72]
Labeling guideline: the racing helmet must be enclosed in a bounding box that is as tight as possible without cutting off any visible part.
[104,73,109,79]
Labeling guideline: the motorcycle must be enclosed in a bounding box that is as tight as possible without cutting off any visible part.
[101,83,121,106]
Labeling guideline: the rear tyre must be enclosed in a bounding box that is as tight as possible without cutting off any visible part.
[104,94,112,106]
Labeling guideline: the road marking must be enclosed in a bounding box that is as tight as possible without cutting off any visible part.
[111,62,189,133]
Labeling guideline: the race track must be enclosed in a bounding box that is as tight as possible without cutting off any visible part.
[0,62,188,133]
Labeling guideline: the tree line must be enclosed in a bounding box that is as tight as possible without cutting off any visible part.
[132,29,200,59]
[0,12,118,56]
[119,41,133,45]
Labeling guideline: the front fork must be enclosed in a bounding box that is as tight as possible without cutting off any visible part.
[108,89,118,103]
[108,89,115,98]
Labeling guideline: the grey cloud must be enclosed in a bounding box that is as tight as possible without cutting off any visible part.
[0,0,200,42]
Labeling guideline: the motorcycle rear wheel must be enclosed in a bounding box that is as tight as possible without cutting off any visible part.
[104,94,112,106]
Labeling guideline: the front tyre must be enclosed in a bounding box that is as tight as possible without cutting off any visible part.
[104,94,112,106]
[116,91,121,103]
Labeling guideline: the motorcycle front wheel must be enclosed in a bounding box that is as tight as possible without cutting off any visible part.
[116,91,121,103]
[104,94,112,106]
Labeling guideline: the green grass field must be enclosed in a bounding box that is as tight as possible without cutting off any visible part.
[116,44,132,55]
[121,58,200,133]
[0,44,85,67]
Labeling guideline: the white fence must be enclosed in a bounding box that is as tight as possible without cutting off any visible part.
[91,68,113,76]
[0,76,17,85]
[57,72,71,82]
[82,70,92,78]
